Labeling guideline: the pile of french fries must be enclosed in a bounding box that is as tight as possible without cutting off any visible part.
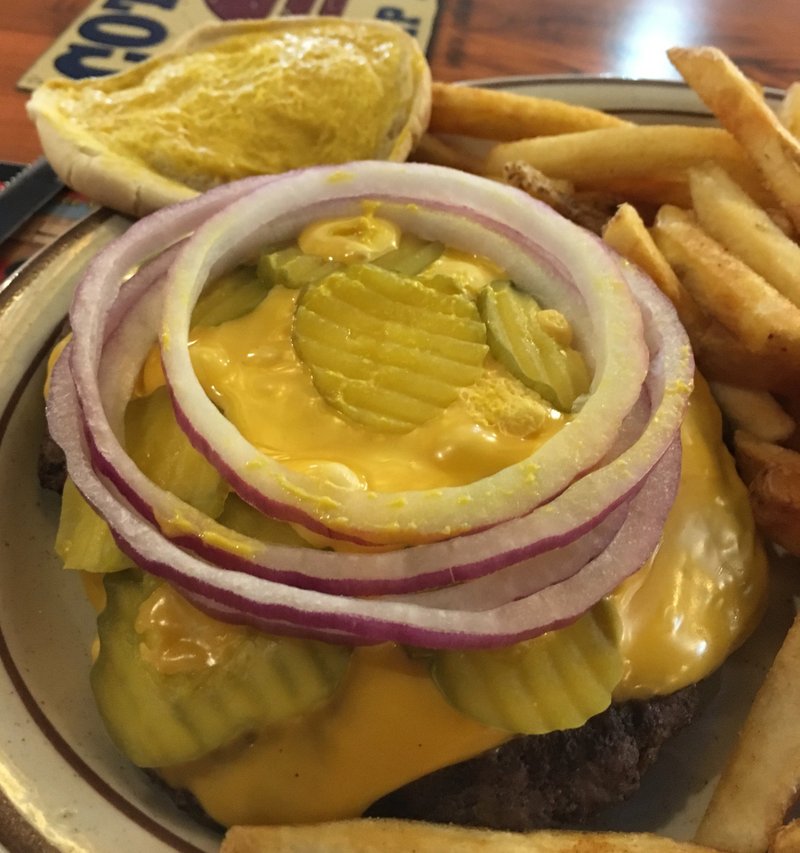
[221,46,800,853]
[419,45,800,563]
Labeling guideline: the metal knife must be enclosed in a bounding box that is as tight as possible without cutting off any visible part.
[0,157,66,246]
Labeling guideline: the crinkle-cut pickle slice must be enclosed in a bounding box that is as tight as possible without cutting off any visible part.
[478,280,590,412]
[191,264,269,327]
[372,233,445,277]
[55,477,133,574]
[57,384,232,575]
[91,570,351,767]
[293,264,488,432]
[427,603,623,734]
[125,386,230,519]
[258,246,343,290]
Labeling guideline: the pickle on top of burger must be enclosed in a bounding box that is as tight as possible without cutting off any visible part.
[46,162,766,829]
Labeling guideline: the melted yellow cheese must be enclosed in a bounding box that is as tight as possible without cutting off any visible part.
[159,644,508,826]
[152,378,766,827]
[298,212,400,263]
[610,375,767,699]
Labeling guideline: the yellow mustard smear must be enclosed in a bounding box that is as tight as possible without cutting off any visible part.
[159,643,511,826]
[46,22,420,190]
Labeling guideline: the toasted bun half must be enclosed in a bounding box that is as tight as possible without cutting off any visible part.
[27,17,432,218]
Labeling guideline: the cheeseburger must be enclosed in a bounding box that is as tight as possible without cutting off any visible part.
[45,162,766,831]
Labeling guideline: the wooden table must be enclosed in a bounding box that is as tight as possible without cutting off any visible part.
[1,0,799,164]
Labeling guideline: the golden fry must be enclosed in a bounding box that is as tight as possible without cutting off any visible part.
[485,125,764,206]
[733,430,800,556]
[602,203,709,335]
[709,382,795,443]
[604,205,800,391]
[688,163,800,308]
[223,819,722,853]
[690,320,800,394]
[651,205,800,358]
[695,613,800,852]
[777,393,800,452]
[602,203,800,393]
[668,46,800,232]
[778,81,800,138]
[747,465,800,556]
[740,424,800,475]
[430,81,628,140]
[770,820,800,853]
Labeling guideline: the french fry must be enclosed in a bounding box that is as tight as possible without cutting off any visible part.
[770,820,800,853]
[601,205,800,391]
[778,81,800,138]
[593,175,693,209]
[688,163,800,308]
[708,382,795,443]
[777,393,800,452]
[485,125,764,207]
[602,202,709,336]
[668,46,800,232]
[223,819,723,853]
[748,464,800,557]
[733,430,800,556]
[651,204,800,359]
[691,320,800,394]
[695,614,800,852]
[429,81,629,140]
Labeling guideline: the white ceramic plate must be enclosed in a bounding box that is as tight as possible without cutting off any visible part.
[0,78,796,852]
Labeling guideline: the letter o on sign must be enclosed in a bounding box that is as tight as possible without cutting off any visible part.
[79,14,167,48]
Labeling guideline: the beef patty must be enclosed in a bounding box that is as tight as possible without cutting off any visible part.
[365,686,699,831]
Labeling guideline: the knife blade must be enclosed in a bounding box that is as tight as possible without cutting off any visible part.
[0,157,66,246]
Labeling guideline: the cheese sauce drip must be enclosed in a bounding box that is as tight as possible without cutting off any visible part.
[135,583,246,675]
[160,644,508,826]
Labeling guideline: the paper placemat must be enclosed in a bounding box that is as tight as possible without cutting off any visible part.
[19,0,439,91]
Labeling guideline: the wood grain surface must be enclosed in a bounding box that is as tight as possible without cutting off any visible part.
[1,1,799,162]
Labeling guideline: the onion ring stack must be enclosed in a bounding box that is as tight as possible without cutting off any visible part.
[46,162,693,648]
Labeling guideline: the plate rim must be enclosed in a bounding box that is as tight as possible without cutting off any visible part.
[465,72,785,97]
[0,73,788,852]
